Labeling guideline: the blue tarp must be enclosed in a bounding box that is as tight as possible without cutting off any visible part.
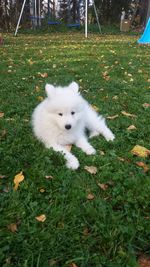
[138,17,150,44]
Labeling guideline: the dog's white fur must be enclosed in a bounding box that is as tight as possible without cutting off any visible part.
[32,82,115,169]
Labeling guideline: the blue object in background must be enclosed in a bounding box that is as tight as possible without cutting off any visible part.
[138,17,150,44]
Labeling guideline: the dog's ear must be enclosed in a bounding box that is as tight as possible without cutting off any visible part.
[69,82,79,93]
[45,84,55,98]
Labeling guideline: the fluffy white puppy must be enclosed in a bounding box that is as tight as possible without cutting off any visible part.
[32,82,115,169]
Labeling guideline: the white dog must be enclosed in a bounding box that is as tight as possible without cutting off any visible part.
[32,82,115,169]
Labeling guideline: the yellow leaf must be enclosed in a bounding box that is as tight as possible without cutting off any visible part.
[127,125,137,131]
[39,188,46,193]
[121,111,137,118]
[38,96,44,102]
[35,214,46,222]
[84,166,97,174]
[131,145,150,158]
[13,171,24,191]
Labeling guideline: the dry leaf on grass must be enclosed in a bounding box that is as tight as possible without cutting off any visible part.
[13,171,24,191]
[127,125,137,131]
[69,263,78,267]
[121,111,137,118]
[84,166,97,174]
[106,115,119,120]
[0,112,4,118]
[136,162,149,172]
[87,193,95,200]
[39,72,48,78]
[131,145,150,158]
[97,183,108,190]
[138,256,150,267]
[45,175,54,180]
[7,223,18,233]
[35,214,46,222]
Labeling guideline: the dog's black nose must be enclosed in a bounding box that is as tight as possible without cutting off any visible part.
[65,124,71,130]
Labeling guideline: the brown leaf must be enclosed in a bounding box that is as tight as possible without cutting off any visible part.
[121,111,137,118]
[0,112,4,118]
[136,161,149,172]
[112,95,118,100]
[8,223,18,233]
[87,193,95,200]
[69,264,78,267]
[138,256,150,267]
[39,188,46,193]
[131,145,150,158]
[84,166,97,174]
[106,115,119,120]
[35,214,46,222]
[97,183,108,190]
[39,72,48,78]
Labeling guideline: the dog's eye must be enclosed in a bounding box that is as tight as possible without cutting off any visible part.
[71,111,75,115]
[58,113,63,116]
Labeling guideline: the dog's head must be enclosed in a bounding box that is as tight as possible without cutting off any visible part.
[45,82,86,131]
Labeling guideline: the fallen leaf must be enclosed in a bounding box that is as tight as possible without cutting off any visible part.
[0,112,4,118]
[138,256,150,267]
[136,161,149,172]
[84,166,97,174]
[39,72,48,78]
[97,183,108,190]
[83,227,90,236]
[13,171,24,191]
[142,103,150,108]
[131,145,150,158]
[39,188,46,193]
[121,111,137,118]
[7,223,18,233]
[69,264,78,267]
[35,214,46,222]
[127,125,137,131]
[106,115,119,120]
[45,175,54,180]
[99,150,105,156]
[87,193,95,200]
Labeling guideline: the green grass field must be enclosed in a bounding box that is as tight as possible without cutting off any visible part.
[0,33,150,267]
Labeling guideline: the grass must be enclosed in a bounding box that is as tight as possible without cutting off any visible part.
[0,32,150,267]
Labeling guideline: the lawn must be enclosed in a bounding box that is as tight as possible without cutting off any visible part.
[0,32,150,267]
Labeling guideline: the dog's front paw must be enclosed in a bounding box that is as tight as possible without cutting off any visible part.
[66,157,80,170]
[105,132,115,141]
